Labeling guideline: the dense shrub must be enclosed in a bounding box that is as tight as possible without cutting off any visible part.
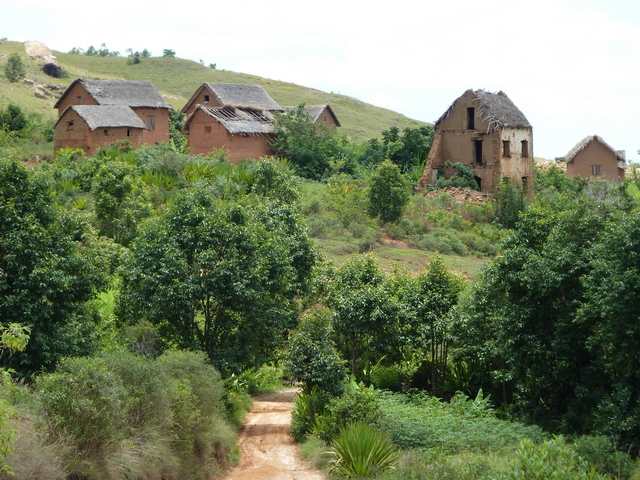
[35,350,234,479]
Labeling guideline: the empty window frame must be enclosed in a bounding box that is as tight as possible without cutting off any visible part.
[204,94,210,103]
[502,140,511,158]
[66,121,74,131]
[103,129,109,137]
[127,128,132,137]
[474,139,483,165]
[204,126,212,134]
[592,165,601,175]
[522,176,529,192]
[521,140,529,158]
[147,116,155,130]
[467,107,475,130]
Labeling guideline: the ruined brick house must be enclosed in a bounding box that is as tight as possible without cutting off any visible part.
[182,105,275,163]
[180,83,284,161]
[54,105,146,156]
[54,79,173,153]
[418,89,533,194]
[564,135,625,183]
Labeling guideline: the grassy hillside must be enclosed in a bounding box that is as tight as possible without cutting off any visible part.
[0,39,427,140]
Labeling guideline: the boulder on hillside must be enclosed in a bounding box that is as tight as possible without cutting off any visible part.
[42,56,61,78]
[23,40,62,78]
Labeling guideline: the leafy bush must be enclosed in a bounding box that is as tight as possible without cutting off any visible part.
[290,387,335,442]
[573,435,636,479]
[329,421,398,478]
[370,364,402,391]
[496,437,608,480]
[376,391,546,453]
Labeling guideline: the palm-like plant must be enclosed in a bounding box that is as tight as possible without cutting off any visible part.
[329,421,397,478]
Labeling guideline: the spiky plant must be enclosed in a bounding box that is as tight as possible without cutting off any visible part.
[329,421,397,478]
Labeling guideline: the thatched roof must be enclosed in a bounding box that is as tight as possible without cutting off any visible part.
[565,135,626,164]
[437,89,530,132]
[181,83,283,113]
[183,105,274,135]
[283,104,341,127]
[55,79,173,109]
[55,105,146,130]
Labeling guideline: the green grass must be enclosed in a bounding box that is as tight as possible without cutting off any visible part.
[0,40,428,142]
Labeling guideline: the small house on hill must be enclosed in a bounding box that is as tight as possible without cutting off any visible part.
[283,104,341,129]
[418,89,533,195]
[182,105,275,163]
[181,83,283,117]
[54,105,147,156]
[54,79,173,147]
[565,135,625,183]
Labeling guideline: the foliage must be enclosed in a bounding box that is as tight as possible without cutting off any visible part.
[496,437,608,480]
[534,164,578,194]
[269,104,352,180]
[494,176,527,229]
[162,49,176,57]
[0,159,108,374]
[329,421,398,478]
[290,387,335,442]
[367,160,410,223]
[116,186,317,374]
[283,307,346,396]
[404,256,466,394]
[69,43,120,56]
[376,390,546,453]
[326,254,406,376]
[383,125,435,173]
[3,54,25,83]
[453,185,640,443]
[435,161,479,190]
[36,350,234,479]
[0,105,27,133]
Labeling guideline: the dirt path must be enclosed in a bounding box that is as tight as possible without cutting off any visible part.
[222,388,326,480]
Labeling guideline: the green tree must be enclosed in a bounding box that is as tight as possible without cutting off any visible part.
[162,49,176,57]
[3,54,25,83]
[283,307,346,396]
[117,187,317,373]
[494,176,527,229]
[367,160,410,223]
[407,256,466,394]
[454,192,624,429]
[0,160,107,374]
[327,255,404,376]
[269,104,351,180]
[0,104,28,133]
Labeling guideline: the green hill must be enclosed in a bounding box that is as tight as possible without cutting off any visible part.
[0,39,427,140]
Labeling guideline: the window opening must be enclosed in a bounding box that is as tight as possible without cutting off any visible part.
[103,129,109,137]
[205,126,212,134]
[503,140,511,158]
[467,107,475,129]
[592,165,601,175]
[66,121,74,131]
[474,139,483,165]
[522,176,529,192]
[147,116,155,130]
[127,129,132,137]
[204,95,210,103]
[521,140,529,158]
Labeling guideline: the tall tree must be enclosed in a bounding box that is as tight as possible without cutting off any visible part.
[0,160,107,374]
[117,187,317,373]
[367,160,410,223]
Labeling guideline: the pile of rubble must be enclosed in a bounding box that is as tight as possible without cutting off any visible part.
[423,186,491,203]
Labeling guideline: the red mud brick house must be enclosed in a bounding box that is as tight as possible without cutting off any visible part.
[418,89,533,195]
[180,83,283,117]
[564,135,625,183]
[182,105,275,163]
[283,104,341,129]
[54,105,146,156]
[54,79,173,150]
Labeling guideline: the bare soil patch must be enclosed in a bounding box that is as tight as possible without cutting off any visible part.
[222,388,325,480]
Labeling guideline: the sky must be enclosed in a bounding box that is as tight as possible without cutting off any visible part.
[3,0,639,161]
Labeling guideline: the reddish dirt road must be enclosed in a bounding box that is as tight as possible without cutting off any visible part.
[222,389,325,480]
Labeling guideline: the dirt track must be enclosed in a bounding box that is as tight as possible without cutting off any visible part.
[222,389,325,480]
